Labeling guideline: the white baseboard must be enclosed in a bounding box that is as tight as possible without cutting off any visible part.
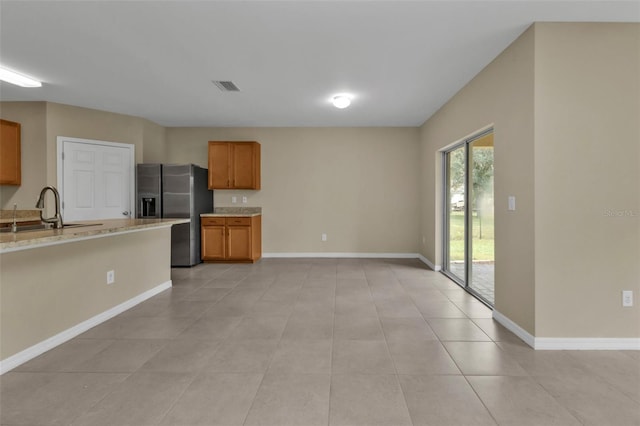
[0,280,172,375]
[493,310,640,350]
[492,310,536,348]
[263,252,419,259]
[263,252,442,272]
[416,254,442,271]
[534,338,640,350]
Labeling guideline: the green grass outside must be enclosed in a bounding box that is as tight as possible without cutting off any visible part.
[449,211,495,261]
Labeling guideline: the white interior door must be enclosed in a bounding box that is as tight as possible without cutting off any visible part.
[58,137,134,222]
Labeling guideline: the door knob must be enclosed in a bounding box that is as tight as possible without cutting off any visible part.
[122,211,129,216]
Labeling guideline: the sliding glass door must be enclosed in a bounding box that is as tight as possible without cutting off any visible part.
[443,130,495,305]
[445,145,466,282]
[468,135,494,303]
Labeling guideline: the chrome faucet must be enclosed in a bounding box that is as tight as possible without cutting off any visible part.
[36,186,64,229]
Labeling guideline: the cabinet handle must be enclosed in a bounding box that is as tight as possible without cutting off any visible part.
[227,179,230,187]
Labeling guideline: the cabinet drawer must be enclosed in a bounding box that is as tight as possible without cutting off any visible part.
[226,217,251,226]
[201,217,225,226]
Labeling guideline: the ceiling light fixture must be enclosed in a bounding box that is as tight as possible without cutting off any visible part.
[332,94,352,109]
[0,66,42,87]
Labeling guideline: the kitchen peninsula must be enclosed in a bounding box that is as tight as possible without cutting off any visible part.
[0,218,188,373]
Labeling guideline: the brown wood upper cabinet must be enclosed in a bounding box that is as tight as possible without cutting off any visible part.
[208,141,261,190]
[0,119,21,185]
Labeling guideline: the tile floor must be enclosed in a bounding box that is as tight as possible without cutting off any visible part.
[2,258,639,426]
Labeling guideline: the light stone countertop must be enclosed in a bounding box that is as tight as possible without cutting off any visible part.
[0,218,189,253]
[201,207,262,217]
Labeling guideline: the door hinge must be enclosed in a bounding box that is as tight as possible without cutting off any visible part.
[61,152,65,160]
[62,201,65,209]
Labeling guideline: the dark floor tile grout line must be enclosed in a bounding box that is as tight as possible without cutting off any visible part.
[64,370,137,426]
[240,368,268,426]
[326,270,338,426]
[375,264,417,426]
[153,372,200,426]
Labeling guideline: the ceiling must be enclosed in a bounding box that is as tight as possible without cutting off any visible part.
[0,1,637,127]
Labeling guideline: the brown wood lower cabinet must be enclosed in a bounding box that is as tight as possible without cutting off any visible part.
[201,215,262,263]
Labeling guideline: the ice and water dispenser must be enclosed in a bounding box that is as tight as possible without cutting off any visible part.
[140,197,157,217]
[136,164,162,219]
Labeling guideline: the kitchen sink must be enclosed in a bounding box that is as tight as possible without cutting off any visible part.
[1,222,102,233]
[63,223,102,228]
[0,224,51,233]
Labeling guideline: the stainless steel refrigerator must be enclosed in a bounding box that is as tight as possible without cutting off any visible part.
[136,164,213,267]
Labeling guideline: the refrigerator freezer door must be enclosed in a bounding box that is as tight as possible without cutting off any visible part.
[136,164,162,218]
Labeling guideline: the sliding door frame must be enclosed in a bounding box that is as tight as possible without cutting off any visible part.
[442,141,467,287]
[441,128,494,307]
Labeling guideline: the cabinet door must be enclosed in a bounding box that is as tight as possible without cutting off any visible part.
[208,142,230,189]
[227,225,252,260]
[231,143,258,189]
[0,119,21,185]
[201,225,226,260]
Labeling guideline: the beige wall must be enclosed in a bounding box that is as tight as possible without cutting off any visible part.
[166,127,421,254]
[45,103,145,191]
[0,102,47,209]
[0,102,166,210]
[419,26,537,334]
[534,23,640,337]
[142,119,167,163]
[0,228,171,360]
[419,22,639,338]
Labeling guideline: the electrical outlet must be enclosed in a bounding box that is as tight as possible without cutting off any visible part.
[107,270,115,285]
[242,196,248,204]
[231,196,237,204]
[321,233,327,242]
[622,290,633,307]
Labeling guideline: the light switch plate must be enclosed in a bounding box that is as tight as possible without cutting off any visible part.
[508,196,516,211]
[242,196,248,204]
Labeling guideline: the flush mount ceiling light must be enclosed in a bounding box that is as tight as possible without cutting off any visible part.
[0,66,42,87]
[332,94,352,109]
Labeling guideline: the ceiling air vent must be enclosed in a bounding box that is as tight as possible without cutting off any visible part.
[212,80,240,92]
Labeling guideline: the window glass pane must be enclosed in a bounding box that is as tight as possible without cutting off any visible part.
[446,145,466,282]
[469,135,495,304]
